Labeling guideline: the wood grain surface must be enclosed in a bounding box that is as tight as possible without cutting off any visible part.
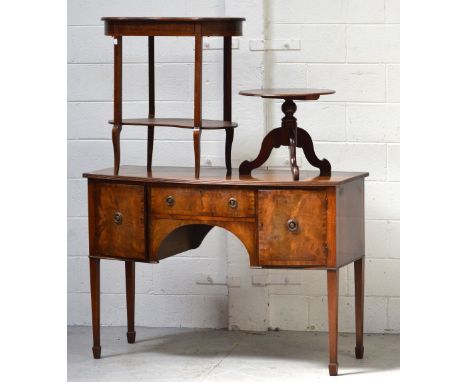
[89,183,146,260]
[258,190,328,266]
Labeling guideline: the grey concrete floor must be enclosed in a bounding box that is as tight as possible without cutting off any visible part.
[68,326,399,381]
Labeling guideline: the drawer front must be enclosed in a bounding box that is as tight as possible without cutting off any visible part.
[151,186,255,218]
[258,190,328,266]
[90,183,146,260]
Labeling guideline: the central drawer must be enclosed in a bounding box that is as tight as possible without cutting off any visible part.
[151,186,255,218]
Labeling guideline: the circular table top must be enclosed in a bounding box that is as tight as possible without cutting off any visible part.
[239,88,335,100]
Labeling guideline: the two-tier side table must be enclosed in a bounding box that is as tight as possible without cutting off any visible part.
[102,17,245,178]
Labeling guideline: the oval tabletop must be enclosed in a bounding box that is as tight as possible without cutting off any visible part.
[101,17,246,22]
[239,88,335,100]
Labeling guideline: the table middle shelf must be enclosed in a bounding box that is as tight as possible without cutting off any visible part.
[108,118,238,130]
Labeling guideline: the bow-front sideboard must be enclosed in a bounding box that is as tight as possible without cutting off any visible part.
[84,166,368,376]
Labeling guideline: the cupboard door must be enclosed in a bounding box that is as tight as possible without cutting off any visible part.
[90,183,146,260]
[258,190,329,267]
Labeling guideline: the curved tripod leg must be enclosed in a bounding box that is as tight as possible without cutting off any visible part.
[225,127,234,176]
[239,127,289,175]
[296,127,331,176]
[288,127,299,180]
[112,125,122,175]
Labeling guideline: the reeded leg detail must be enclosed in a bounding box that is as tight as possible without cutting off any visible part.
[354,257,365,359]
[327,269,339,376]
[125,261,136,344]
[89,258,101,359]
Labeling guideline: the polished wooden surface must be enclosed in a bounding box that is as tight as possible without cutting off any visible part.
[102,17,246,21]
[258,190,328,267]
[84,166,368,187]
[103,17,244,37]
[224,37,233,175]
[239,88,335,100]
[335,179,365,267]
[327,269,339,376]
[147,36,155,170]
[152,186,256,218]
[109,118,238,129]
[89,183,146,261]
[86,166,367,375]
[125,261,136,344]
[89,258,101,359]
[354,257,365,359]
[106,18,243,177]
[112,36,122,175]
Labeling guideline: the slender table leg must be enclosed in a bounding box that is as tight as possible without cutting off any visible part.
[354,257,365,359]
[147,36,155,170]
[225,127,234,176]
[89,258,101,359]
[125,261,136,343]
[193,28,203,179]
[113,36,123,175]
[223,36,233,175]
[327,269,339,376]
[147,127,154,169]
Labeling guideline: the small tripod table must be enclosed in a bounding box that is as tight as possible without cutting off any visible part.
[239,88,335,180]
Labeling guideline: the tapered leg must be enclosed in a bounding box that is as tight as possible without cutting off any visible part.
[89,258,101,359]
[354,257,365,359]
[147,126,154,170]
[225,127,234,175]
[327,269,339,376]
[125,261,136,344]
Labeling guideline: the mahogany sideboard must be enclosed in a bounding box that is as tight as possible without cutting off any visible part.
[84,166,368,376]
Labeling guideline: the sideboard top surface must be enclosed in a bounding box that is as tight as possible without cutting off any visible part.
[83,166,368,188]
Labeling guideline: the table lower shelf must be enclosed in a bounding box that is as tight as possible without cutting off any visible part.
[108,118,238,130]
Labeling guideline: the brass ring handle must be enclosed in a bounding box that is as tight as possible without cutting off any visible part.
[113,212,123,225]
[228,197,238,209]
[287,219,298,232]
[166,195,175,207]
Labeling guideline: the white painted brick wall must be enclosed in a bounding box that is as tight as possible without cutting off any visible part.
[68,0,399,333]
